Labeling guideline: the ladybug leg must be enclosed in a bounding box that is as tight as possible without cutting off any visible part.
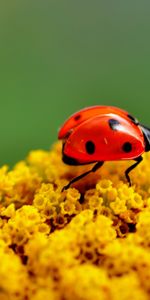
[124,156,143,186]
[62,161,104,191]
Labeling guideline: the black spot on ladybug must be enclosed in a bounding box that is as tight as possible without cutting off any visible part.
[85,141,95,154]
[74,114,81,121]
[108,119,120,131]
[127,114,139,125]
[122,142,132,153]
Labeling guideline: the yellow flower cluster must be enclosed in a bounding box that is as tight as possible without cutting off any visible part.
[0,141,150,299]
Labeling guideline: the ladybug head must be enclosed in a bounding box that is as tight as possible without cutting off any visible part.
[139,124,150,152]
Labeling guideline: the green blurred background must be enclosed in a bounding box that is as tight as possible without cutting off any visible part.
[0,0,150,166]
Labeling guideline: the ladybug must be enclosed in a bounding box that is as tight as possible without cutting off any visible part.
[58,106,150,191]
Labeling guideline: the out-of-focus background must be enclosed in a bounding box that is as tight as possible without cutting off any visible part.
[0,0,150,166]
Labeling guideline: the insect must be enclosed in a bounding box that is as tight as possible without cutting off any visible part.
[58,105,150,191]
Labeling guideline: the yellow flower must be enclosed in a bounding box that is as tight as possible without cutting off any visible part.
[0,141,150,300]
[59,264,111,300]
[0,203,15,218]
[110,272,148,300]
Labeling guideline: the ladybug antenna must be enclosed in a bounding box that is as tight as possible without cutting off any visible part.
[140,124,150,152]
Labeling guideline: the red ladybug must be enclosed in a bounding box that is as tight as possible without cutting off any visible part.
[58,106,150,191]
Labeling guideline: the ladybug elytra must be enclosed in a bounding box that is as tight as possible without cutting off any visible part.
[58,106,150,191]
